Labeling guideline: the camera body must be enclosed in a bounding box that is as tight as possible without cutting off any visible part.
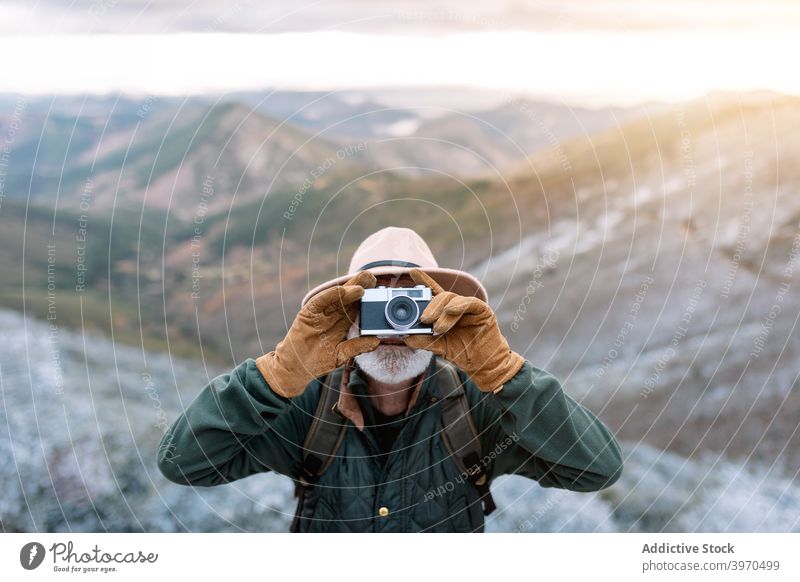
[359,285,434,337]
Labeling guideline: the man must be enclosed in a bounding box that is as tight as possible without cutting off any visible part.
[157,227,623,532]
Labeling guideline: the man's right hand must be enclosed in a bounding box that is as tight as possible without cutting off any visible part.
[255,270,381,398]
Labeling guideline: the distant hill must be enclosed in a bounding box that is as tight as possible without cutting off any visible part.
[370,98,652,176]
[0,90,651,364]
[0,97,360,219]
[1,91,649,193]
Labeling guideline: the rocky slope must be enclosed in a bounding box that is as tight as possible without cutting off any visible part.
[477,92,800,480]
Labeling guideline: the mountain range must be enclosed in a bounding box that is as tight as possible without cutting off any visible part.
[1,88,799,500]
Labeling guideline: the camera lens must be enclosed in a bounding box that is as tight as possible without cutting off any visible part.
[384,295,420,331]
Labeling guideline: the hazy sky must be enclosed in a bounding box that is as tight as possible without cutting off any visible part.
[1,0,798,105]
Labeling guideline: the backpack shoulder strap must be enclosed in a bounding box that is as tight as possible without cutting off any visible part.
[290,365,349,533]
[299,365,348,485]
[436,358,497,516]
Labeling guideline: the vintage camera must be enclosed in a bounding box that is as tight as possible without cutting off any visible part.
[359,285,434,337]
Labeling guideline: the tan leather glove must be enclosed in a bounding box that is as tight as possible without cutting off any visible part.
[256,270,381,398]
[402,269,525,393]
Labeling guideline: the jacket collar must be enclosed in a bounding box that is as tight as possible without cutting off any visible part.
[334,356,438,431]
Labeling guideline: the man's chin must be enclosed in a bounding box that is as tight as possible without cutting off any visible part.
[355,344,433,384]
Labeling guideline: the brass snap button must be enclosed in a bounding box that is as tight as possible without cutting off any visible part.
[378,506,389,517]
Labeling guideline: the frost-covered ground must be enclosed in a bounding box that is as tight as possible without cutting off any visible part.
[1,308,798,533]
[487,443,800,532]
[0,309,293,533]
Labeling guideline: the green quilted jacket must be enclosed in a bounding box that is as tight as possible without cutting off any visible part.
[157,355,623,532]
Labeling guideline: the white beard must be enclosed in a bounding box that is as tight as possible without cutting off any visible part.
[347,323,434,384]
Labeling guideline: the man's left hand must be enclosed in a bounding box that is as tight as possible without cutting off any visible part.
[402,268,525,393]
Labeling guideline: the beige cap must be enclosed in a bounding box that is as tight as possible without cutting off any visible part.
[301,226,488,307]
